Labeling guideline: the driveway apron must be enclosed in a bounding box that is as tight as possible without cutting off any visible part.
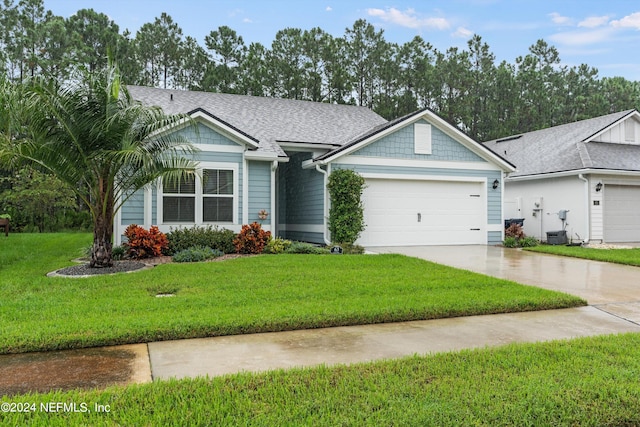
[374,245,640,321]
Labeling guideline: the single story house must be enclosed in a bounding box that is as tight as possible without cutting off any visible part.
[115,86,515,247]
[483,109,640,244]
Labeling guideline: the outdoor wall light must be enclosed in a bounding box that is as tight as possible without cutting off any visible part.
[492,179,500,190]
[595,182,603,192]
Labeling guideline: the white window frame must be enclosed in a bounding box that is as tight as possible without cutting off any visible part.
[158,162,239,226]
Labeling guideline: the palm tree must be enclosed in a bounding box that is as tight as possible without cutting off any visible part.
[1,64,197,267]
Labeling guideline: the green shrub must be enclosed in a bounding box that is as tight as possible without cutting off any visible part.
[234,222,271,254]
[333,242,365,254]
[111,245,127,260]
[172,246,224,263]
[166,225,236,255]
[519,236,539,247]
[327,169,366,244]
[503,236,518,248]
[285,241,331,254]
[264,237,292,254]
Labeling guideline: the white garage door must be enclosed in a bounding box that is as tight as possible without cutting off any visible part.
[604,185,640,242]
[357,179,485,246]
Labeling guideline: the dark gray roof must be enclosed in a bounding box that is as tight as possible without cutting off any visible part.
[483,110,639,177]
[128,86,386,157]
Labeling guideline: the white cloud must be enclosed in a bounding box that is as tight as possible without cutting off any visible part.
[549,28,615,46]
[326,6,332,12]
[611,12,640,29]
[452,26,473,38]
[242,18,253,23]
[549,12,572,26]
[366,7,450,30]
[578,15,611,28]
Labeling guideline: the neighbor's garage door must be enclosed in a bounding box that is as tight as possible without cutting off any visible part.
[357,179,485,246]
[604,185,640,242]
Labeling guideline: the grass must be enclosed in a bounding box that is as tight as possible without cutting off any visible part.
[0,233,584,354]
[3,333,640,426]
[525,244,640,266]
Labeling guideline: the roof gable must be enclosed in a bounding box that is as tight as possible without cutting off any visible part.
[128,86,386,157]
[483,110,639,177]
[315,108,515,171]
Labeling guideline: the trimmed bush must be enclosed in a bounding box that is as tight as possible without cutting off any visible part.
[327,169,366,244]
[285,241,331,254]
[166,225,236,255]
[264,237,292,254]
[172,246,223,263]
[234,222,271,254]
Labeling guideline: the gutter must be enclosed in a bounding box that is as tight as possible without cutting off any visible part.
[578,174,590,243]
[315,164,331,245]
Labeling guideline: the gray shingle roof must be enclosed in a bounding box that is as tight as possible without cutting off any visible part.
[127,86,387,157]
[483,110,638,177]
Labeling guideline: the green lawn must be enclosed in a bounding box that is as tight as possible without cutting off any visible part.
[526,244,640,266]
[3,333,640,426]
[0,233,584,354]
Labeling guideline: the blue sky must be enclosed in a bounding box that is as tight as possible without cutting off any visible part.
[44,0,640,81]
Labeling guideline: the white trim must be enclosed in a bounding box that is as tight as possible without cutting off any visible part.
[271,161,277,235]
[244,151,288,161]
[157,162,239,227]
[114,198,122,246]
[585,110,640,143]
[144,185,152,228]
[190,110,259,149]
[242,157,248,224]
[487,224,503,232]
[278,224,325,233]
[333,155,502,171]
[507,168,640,181]
[277,141,339,151]
[360,173,487,183]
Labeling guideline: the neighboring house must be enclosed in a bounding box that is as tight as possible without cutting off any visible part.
[115,86,514,247]
[483,109,640,244]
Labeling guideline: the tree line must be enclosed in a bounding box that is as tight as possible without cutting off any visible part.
[2,0,640,142]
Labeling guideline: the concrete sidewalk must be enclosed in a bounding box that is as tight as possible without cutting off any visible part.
[4,245,640,395]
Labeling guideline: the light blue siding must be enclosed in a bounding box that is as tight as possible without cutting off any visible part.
[278,152,325,244]
[488,231,503,245]
[248,161,271,225]
[180,123,239,146]
[120,190,144,225]
[353,119,486,162]
[120,124,246,229]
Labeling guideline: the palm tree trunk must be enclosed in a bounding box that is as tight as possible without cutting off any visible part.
[90,216,113,268]
[90,184,115,268]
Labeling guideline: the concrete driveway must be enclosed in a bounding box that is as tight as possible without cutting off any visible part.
[373,245,640,322]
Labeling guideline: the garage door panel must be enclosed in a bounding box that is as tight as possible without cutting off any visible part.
[358,179,485,246]
[604,185,640,242]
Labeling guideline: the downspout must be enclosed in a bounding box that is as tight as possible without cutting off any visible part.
[315,164,331,245]
[578,174,590,243]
